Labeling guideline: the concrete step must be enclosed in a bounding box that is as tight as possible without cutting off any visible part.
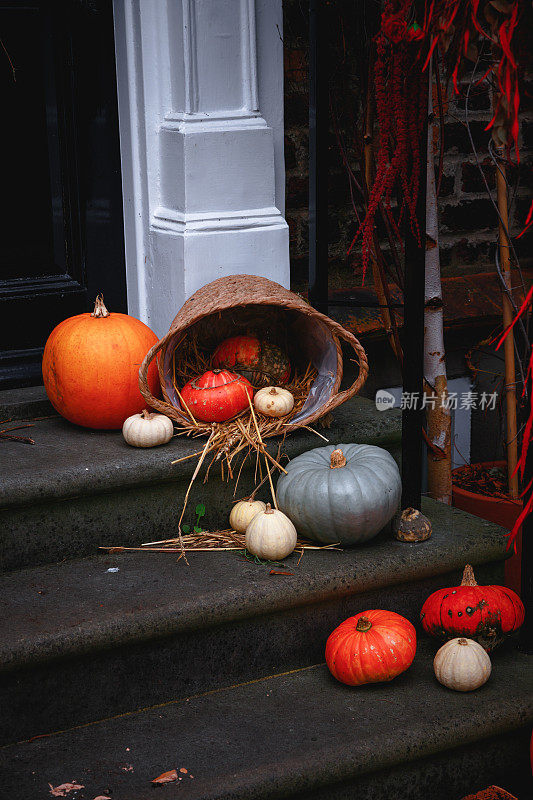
[0,395,401,572]
[0,500,509,744]
[1,638,531,800]
[0,384,53,422]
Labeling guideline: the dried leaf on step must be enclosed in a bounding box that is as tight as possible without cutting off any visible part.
[93,796,112,800]
[152,769,178,785]
[48,783,84,797]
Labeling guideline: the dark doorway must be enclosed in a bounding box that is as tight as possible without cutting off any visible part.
[0,0,127,389]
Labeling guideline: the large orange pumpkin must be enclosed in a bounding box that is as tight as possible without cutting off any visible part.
[42,296,160,429]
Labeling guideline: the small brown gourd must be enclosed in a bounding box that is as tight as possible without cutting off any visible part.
[394,507,432,542]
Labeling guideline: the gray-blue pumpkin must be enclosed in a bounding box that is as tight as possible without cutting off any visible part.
[276,443,401,545]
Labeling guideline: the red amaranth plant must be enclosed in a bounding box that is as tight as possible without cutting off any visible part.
[351,0,529,281]
[348,0,427,281]
[423,0,525,162]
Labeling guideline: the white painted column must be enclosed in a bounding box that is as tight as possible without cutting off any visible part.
[113,0,289,336]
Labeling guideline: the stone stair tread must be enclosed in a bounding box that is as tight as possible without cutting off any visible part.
[0,397,401,509]
[0,499,507,673]
[0,385,53,422]
[1,639,531,800]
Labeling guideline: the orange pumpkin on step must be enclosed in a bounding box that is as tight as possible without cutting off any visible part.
[42,296,160,429]
[325,610,417,686]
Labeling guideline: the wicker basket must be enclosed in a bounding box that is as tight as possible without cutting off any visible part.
[139,275,368,435]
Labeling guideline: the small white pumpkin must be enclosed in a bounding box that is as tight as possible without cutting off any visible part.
[245,503,297,561]
[122,409,174,448]
[433,637,491,692]
[254,386,294,418]
[229,499,267,534]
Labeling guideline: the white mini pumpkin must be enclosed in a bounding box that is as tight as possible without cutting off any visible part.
[245,503,297,561]
[254,386,294,418]
[434,637,492,692]
[122,409,174,447]
[229,499,267,534]
[276,443,401,545]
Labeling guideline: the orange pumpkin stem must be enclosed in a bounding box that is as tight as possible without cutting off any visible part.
[91,294,110,318]
[330,448,347,469]
[356,616,372,632]
[461,564,478,587]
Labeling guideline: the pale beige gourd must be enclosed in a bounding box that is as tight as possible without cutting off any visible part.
[245,503,297,560]
[229,499,267,534]
[433,637,491,692]
[253,386,294,418]
[122,409,174,447]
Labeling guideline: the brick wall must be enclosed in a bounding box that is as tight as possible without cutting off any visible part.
[283,0,533,293]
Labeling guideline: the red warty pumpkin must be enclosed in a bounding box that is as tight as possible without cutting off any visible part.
[180,369,253,423]
[420,564,525,651]
[325,609,417,686]
[212,335,290,387]
[42,296,160,429]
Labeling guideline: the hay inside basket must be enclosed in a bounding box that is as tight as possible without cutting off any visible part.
[169,328,326,475]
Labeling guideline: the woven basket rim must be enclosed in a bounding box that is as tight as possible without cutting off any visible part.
[139,275,368,433]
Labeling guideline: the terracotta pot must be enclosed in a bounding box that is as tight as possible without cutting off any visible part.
[452,460,522,595]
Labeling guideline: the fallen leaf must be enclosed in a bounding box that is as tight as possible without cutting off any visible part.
[179,767,188,774]
[269,569,294,576]
[93,796,112,800]
[49,783,84,797]
[152,769,178,785]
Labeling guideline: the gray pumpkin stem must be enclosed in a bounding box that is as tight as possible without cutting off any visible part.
[330,449,347,469]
